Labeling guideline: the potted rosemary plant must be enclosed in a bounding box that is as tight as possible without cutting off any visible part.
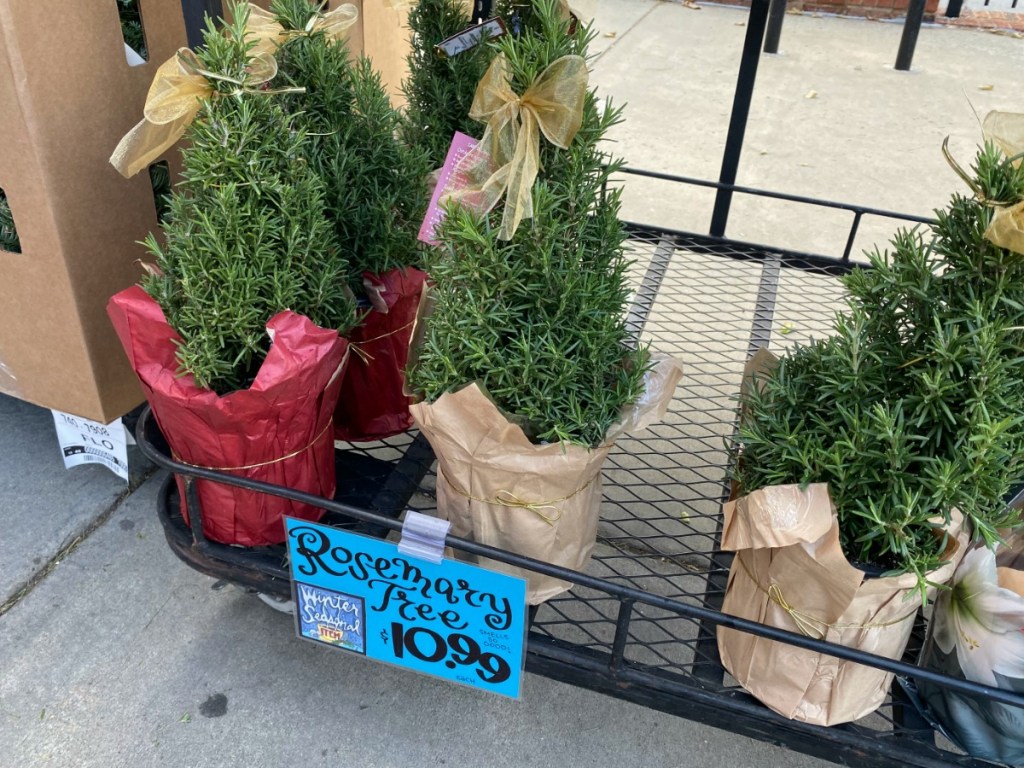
[258,0,433,441]
[407,0,681,604]
[718,133,1024,726]
[108,4,356,546]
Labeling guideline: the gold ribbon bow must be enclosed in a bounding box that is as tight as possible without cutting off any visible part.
[245,2,359,57]
[110,48,280,178]
[982,111,1024,256]
[447,52,588,240]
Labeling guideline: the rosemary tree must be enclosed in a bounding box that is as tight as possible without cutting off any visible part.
[400,0,529,169]
[141,7,356,394]
[736,142,1024,590]
[271,0,429,282]
[408,0,647,448]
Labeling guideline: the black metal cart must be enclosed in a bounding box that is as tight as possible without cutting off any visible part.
[138,1,1024,765]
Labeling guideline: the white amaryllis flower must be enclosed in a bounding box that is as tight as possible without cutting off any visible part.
[933,545,1024,687]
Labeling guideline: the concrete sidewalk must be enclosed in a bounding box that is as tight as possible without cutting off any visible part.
[1,4,1021,767]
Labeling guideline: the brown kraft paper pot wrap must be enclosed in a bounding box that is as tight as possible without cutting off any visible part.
[717,483,968,726]
[108,286,349,546]
[410,355,682,605]
[334,267,429,441]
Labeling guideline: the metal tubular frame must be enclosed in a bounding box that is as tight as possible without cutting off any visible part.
[139,413,1024,714]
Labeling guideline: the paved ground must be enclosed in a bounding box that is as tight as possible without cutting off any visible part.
[938,10,1024,33]
[1,3,1021,767]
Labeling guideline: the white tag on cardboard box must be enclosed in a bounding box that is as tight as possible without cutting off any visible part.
[51,409,129,482]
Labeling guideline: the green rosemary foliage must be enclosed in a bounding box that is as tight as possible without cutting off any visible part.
[271,0,430,280]
[141,5,356,394]
[117,0,147,59]
[0,190,19,253]
[148,162,172,225]
[400,0,522,169]
[736,141,1024,591]
[408,0,648,448]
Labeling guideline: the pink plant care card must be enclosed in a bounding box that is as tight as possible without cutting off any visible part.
[418,131,481,246]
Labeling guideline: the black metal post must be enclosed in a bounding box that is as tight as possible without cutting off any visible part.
[710,0,772,238]
[474,0,494,23]
[764,0,787,54]
[895,0,927,71]
[180,0,223,48]
[840,210,863,262]
[944,0,963,17]
[609,599,636,672]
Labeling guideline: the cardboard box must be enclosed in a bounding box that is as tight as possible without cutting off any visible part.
[360,1,411,107]
[0,0,411,422]
[0,0,190,421]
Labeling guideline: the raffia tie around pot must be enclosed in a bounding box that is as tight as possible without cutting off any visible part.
[717,483,968,726]
[410,355,682,605]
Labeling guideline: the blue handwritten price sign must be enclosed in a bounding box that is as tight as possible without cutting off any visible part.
[285,518,527,699]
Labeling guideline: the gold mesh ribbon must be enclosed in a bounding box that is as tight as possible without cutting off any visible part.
[986,201,1024,256]
[244,3,359,57]
[557,0,576,21]
[440,467,598,525]
[984,111,1024,167]
[737,553,917,641]
[446,52,588,240]
[110,48,281,178]
[982,111,1024,256]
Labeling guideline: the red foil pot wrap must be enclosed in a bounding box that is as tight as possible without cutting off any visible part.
[108,286,349,546]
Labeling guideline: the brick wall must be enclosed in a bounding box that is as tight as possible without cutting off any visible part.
[793,0,939,18]
[709,0,940,19]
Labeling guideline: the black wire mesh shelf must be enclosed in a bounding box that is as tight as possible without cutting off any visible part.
[138,172,1024,768]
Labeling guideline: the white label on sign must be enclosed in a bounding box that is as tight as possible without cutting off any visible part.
[51,410,130,482]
